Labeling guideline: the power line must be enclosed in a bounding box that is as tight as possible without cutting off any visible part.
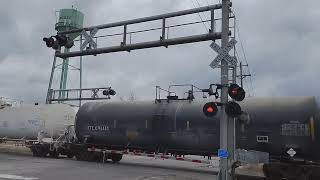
[231,9,255,96]
[189,0,209,31]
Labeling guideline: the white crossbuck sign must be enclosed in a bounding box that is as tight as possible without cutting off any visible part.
[80,28,99,50]
[209,38,237,69]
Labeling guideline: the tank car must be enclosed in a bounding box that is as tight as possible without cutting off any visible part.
[0,103,76,140]
[74,96,320,161]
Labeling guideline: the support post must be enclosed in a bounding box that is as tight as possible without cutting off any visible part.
[220,0,231,180]
[58,48,70,100]
[161,18,166,40]
[122,25,127,46]
[237,62,251,88]
[79,34,83,107]
[240,62,243,88]
[46,55,57,104]
[211,9,215,34]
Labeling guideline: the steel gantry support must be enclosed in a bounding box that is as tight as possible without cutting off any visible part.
[54,3,231,58]
[56,33,223,58]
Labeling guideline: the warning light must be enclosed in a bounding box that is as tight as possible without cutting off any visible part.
[43,35,74,49]
[203,102,218,117]
[228,84,245,101]
[225,101,242,118]
[207,106,214,113]
[102,88,116,96]
[43,37,55,48]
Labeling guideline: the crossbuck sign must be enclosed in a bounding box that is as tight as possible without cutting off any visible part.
[209,38,237,69]
[80,28,99,50]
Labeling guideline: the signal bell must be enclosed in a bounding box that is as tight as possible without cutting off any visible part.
[203,102,218,117]
[228,84,245,101]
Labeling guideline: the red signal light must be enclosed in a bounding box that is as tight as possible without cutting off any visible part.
[225,101,242,118]
[231,88,238,96]
[228,84,245,101]
[207,106,214,113]
[203,102,218,117]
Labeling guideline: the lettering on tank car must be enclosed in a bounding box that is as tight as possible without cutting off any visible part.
[281,123,310,136]
[27,120,42,127]
[88,125,109,131]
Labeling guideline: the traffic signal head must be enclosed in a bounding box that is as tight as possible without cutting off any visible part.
[108,89,116,96]
[225,101,242,118]
[203,102,218,117]
[55,34,67,46]
[55,34,74,48]
[43,35,74,49]
[228,84,245,101]
[43,37,55,48]
[103,88,116,96]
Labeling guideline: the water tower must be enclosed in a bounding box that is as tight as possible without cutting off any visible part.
[46,8,84,105]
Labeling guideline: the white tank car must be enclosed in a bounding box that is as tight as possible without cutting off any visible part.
[0,103,75,140]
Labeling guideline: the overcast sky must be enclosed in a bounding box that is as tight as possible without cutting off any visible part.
[0,0,319,104]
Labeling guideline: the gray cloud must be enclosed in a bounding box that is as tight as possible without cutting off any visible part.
[0,0,319,104]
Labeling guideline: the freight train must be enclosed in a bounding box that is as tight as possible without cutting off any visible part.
[28,96,317,164]
[1,95,318,164]
[2,94,319,178]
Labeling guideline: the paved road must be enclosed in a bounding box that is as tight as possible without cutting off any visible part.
[0,153,218,180]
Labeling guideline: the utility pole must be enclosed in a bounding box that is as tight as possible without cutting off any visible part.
[220,0,231,179]
[238,62,251,88]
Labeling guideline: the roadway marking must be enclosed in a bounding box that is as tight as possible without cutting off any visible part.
[0,174,38,180]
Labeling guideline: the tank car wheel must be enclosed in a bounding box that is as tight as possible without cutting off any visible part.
[32,147,47,157]
[85,152,95,162]
[49,151,59,158]
[32,149,39,157]
[39,149,47,157]
[111,154,122,163]
[75,153,83,161]
[76,151,94,161]
[67,153,74,158]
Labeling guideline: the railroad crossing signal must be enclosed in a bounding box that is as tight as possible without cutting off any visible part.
[80,28,98,50]
[225,83,246,118]
[225,101,242,118]
[209,38,237,69]
[228,84,246,101]
[43,35,74,49]
[203,102,218,117]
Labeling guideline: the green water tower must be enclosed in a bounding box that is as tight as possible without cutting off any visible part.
[55,8,84,40]
[53,8,84,101]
